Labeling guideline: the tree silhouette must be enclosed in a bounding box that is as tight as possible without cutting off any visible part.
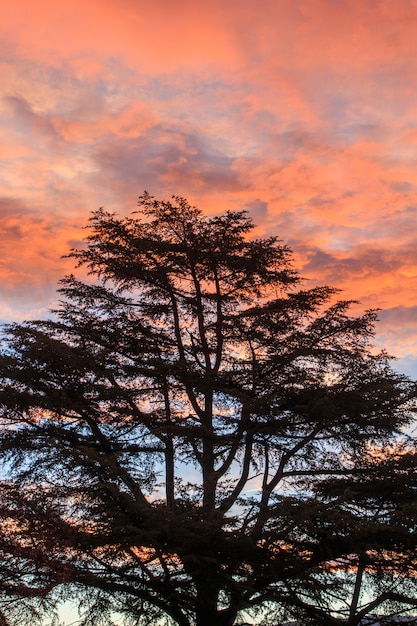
[0,193,416,626]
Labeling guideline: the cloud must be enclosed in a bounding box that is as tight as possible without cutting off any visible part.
[0,198,80,310]
[0,0,417,373]
[92,125,243,202]
[244,199,268,221]
[303,248,403,283]
[5,96,61,145]
[377,306,417,362]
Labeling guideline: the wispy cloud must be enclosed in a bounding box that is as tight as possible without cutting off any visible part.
[1,0,417,372]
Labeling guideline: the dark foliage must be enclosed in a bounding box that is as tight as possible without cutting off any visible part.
[0,193,416,626]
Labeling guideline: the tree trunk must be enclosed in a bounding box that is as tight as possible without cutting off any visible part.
[194,576,237,626]
[195,605,236,626]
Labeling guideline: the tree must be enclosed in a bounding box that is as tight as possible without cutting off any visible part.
[0,193,416,626]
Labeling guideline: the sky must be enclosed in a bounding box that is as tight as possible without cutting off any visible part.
[1,0,417,377]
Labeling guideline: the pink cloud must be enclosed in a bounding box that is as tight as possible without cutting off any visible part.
[0,198,84,326]
[1,0,417,371]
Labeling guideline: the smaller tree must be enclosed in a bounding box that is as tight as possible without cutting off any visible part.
[0,193,416,626]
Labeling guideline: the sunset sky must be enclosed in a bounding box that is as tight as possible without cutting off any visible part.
[1,0,417,376]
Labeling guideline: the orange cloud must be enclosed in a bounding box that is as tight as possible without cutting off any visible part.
[1,0,417,373]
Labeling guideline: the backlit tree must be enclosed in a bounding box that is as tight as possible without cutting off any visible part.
[0,193,416,626]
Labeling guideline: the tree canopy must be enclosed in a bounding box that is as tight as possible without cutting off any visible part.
[0,193,417,626]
